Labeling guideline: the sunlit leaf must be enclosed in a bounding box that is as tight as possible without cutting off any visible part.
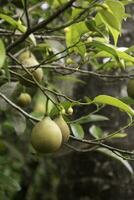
[99,8,120,31]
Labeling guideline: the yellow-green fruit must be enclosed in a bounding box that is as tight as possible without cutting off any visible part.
[18,51,39,66]
[66,58,74,65]
[18,93,31,107]
[54,115,70,143]
[18,51,43,85]
[67,107,73,115]
[32,68,43,82]
[31,116,62,153]
[127,79,134,99]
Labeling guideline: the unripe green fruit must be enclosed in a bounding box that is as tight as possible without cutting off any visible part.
[54,115,70,143]
[127,79,134,99]
[31,116,62,153]
[17,93,31,107]
[67,107,73,115]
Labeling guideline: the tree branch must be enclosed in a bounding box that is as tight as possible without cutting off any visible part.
[7,0,76,52]
[0,92,39,122]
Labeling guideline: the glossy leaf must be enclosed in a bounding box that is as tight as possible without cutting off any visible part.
[71,114,109,124]
[94,95,134,116]
[99,8,120,31]
[70,123,84,139]
[65,22,88,56]
[89,125,103,139]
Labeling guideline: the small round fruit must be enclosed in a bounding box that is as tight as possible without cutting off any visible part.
[54,115,70,143]
[61,108,66,115]
[67,107,73,115]
[31,116,62,153]
[17,93,31,107]
[66,58,74,65]
[127,79,134,99]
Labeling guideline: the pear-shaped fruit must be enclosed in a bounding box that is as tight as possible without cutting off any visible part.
[18,51,39,66]
[31,116,62,153]
[17,92,31,107]
[54,115,70,143]
[18,51,43,86]
[67,107,73,115]
[32,68,43,82]
[127,79,134,99]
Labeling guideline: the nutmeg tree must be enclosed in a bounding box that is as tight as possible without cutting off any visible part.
[0,0,134,198]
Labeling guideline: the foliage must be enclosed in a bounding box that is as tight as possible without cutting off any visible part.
[0,0,134,198]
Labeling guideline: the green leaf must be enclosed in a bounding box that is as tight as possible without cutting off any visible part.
[93,95,134,116]
[97,147,133,174]
[117,50,134,63]
[65,22,88,56]
[94,44,134,63]
[89,125,103,139]
[0,13,26,32]
[98,0,125,45]
[110,133,127,139]
[91,41,118,59]
[0,14,36,45]
[11,111,26,135]
[0,39,6,69]
[70,114,109,124]
[0,82,18,111]
[106,0,125,22]
[70,123,84,139]
[99,8,120,31]
[0,172,21,192]
[46,39,65,56]
[120,96,134,106]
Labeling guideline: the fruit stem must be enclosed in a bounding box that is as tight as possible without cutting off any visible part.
[45,96,49,117]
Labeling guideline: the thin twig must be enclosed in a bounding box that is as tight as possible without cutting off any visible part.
[24,0,30,29]
[7,0,76,51]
